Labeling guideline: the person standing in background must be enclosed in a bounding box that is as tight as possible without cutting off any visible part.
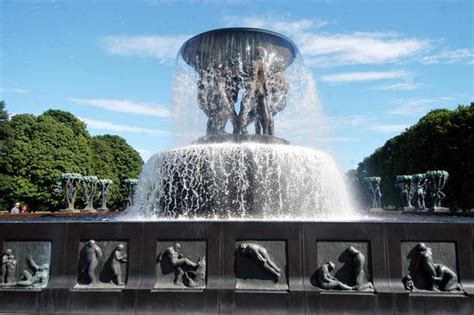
[10,203,20,214]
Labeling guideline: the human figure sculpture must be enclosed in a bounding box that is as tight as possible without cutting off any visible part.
[238,243,281,282]
[197,63,235,137]
[426,170,449,209]
[125,178,138,207]
[183,256,206,288]
[405,242,461,292]
[396,175,414,209]
[1,249,13,284]
[347,246,373,290]
[433,264,461,292]
[81,176,98,212]
[157,243,197,285]
[97,179,113,211]
[267,69,289,135]
[402,274,414,291]
[17,256,50,287]
[315,261,353,290]
[401,183,412,209]
[83,240,102,284]
[363,177,382,209]
[412,174,427,211]
[111,244,127,286]
[57,173,82,211]
[5,254,17,284]
[234,48,289,138]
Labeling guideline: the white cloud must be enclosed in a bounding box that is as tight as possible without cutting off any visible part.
[222,16,328,34]
[419,48,474,64]
[320,71,409,83]
[372,81,423,91]
[223,16,430,67]
[386,97,455,117]
[135,148,155,162]
[70,98,171,118]
[0,87,31,94]
[99,35,190,63]
[80,117,170,137]
[299,32,429,67]
[367,124,409,133]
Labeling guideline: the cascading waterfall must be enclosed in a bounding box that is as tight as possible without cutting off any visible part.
[128,143,355,219]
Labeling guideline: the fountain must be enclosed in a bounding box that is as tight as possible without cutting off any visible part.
[128,28,354,220]
[0,28,473,314]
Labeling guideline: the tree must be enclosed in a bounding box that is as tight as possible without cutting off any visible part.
[0,107,143,211]
[0,101,9,142]
[0,101,8,127]
[355,105,474,210]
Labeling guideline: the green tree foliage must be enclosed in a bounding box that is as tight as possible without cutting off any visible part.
[0,101,8,127]
[0,106,143,211]
[354,104,474,210]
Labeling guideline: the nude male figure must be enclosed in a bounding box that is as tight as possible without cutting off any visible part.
[157,243,197,285]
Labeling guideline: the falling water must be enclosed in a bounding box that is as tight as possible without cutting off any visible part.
[129,143,354,219]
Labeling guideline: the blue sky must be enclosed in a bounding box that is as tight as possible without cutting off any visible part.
[1,0,473,171]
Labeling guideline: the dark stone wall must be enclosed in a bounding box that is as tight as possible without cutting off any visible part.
[0,221,473,314]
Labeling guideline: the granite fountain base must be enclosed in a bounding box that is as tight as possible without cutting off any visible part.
[0,219,473,314]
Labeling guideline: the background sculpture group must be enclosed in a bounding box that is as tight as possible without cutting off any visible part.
[55,173,138,212]
[395,170,449,211]
[362,170,449,211]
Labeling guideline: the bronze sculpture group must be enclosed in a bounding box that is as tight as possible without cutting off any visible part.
[0,248,50,288]
[157,243,206,288]
[403,242,461,292]
[56,173,116,212]
[314,246,374,291]
[196,47,288,140]
[79,240,127,287]
[395,170,449,211]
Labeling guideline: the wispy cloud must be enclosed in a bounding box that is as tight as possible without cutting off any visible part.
[70,98,171,118]
[386,97,455,117]
[80,117,170,137]
[98,35,190,63]
[299,32,429,67]
[0,87,31,94]
[223,16,430,67]
[222,16,329,34]
[320,70,409,83]
[372,81,423,91]
[419,48,474,64]
[367,124,409,133]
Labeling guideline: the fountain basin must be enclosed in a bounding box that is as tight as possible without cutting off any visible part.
[129,143,354,219]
